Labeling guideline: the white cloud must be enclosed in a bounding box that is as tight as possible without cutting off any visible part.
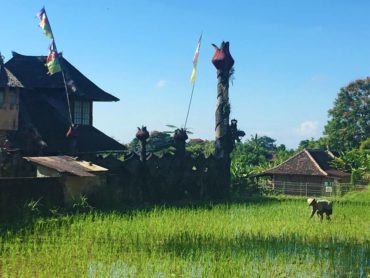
[156,80,168,88]
[295,121,319,137]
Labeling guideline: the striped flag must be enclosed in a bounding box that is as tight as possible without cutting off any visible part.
[36,8,61,75]
[46,50,61,75]
[37,8,54,39]
[190,33,202,84]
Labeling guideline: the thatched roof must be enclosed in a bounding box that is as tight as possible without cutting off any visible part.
[261,149,350,178]
[5,52,119,102]
[0,64,23,88]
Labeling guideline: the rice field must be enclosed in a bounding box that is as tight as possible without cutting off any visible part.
[0,199,369,277]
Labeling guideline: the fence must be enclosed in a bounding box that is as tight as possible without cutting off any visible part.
[262,181,367,197]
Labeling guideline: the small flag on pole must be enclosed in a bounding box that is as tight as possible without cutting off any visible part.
[46,40,61,75]
[36,8,61,75]
[190,33,202,84]
[37,8,54,39]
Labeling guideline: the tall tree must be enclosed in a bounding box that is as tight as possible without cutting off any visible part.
[324,78,370,151]
[298,137,328,150]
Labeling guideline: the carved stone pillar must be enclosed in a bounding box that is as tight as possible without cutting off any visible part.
[136,126,149,163]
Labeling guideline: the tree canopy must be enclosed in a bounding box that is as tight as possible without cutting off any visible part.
[324,78,370,151]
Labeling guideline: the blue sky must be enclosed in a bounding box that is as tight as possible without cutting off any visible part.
[2,1,370,148]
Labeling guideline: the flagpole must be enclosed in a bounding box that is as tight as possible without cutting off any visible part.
[61,70,73,125]
[184,82,195,129]
[184,32,202,129]
[40,8,73,126]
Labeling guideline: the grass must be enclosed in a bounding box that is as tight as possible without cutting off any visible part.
[0,197,369,277]
[340,185,370,203]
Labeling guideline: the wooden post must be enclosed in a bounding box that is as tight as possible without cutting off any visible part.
[305,183,308,196]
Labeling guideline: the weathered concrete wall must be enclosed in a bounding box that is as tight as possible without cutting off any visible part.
[0,177,64,214]
[63,175,106,206]
[0,175,107,213]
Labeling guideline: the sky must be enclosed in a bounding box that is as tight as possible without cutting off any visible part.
[2,1,370,148]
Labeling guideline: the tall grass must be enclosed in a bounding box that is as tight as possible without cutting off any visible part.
[340,186,370,203]
[0,200,369,277]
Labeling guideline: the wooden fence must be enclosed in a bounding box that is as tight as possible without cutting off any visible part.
[263,181,367,197]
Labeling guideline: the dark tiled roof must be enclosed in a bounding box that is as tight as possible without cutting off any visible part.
[77,125,125,152]
[308,149,333,170]
[5,52,119,102]
[0,64,23,88]
[264,150,326,176]
[263,149,350,178]
[325,169,351,178]
[11,93,125,153]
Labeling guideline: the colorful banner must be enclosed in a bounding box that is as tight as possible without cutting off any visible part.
[190,34,202,84]
[37,8,54,39]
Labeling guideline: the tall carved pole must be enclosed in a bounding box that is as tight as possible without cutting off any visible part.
[136,126,149,163]
[212,41,235,198]
[212,42,234,158]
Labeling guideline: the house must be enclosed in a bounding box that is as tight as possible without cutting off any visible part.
[23,155,108,205]
[258,149,350,196]
[1,52,124,155]
[0,58,23,135]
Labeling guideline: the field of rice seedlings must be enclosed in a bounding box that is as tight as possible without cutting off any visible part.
[0,199,369,277]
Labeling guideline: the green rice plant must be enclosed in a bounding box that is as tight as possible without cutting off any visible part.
[0,199,369,277]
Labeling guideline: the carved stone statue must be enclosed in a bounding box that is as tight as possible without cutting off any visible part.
[136,126,149,163]
[173,128,188,157]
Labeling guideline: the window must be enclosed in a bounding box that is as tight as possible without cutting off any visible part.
[74,101,82,124]
[73,100,91,125]
[82,101,90,125]
[8,91,17,109]
[0,90,4,107]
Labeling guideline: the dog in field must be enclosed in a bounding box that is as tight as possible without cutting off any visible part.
[307,198,332,221]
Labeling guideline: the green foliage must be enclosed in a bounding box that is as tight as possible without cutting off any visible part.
[331,143,370,184]
[129,131,175,155]
[23,198,42,218]
[0,201,369,276]
[231,134,293,176]
[229,135,294,197]
[298,137,328,150]
[360,137,370,151]
[71,195,94,213]
[324,78,370,151]
[340,186,370,203]
[230,160,259,198]
[186,139,215,158]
